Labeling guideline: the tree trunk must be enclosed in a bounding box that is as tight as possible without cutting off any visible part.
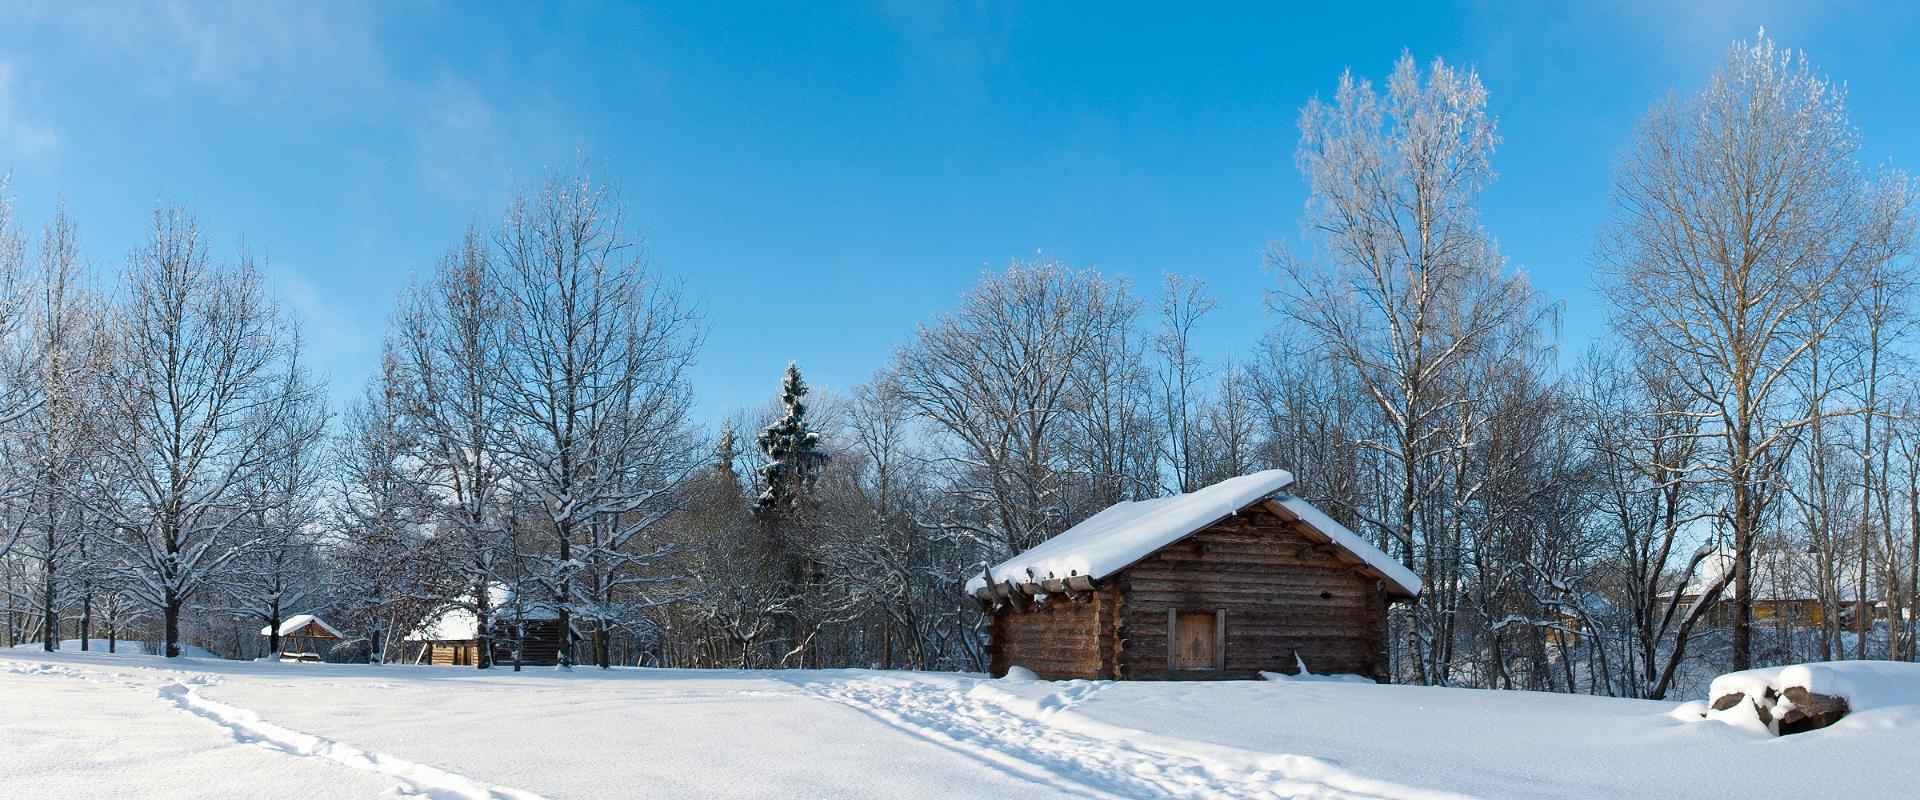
[40,525,56,652]
[163,590,182,659]
[268,598,282,655]
[474,575,493,670]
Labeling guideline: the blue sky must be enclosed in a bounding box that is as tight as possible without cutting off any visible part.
[1,1,1916,424]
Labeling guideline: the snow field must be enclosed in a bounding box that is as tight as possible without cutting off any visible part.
[4,648,1920,799]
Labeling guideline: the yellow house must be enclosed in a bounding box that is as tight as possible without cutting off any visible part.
[1680,548,1879,628]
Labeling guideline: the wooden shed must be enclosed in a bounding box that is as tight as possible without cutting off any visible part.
[404,584,567,667]
[967,470,1421,682]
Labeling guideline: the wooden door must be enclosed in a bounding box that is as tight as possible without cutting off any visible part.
[1174,612,1215,669]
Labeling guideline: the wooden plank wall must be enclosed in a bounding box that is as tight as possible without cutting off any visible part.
[1119,507,1390,681]
[490,619,565,666]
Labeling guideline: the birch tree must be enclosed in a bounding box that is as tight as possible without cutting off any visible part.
[1597,33,1891,669]
[1269,53,1539,684]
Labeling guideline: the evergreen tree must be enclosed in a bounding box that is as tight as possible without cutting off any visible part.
[755,362,828,513]
[713,422,742,494]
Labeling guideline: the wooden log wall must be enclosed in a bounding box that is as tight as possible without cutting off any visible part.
[988,586,1118,680]
[426,640,476,666]
[1117,506,1390,681]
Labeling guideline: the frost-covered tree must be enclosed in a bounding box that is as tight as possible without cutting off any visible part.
[755,362,827,514]
[1597,32,1902,670]
[493,167,701,669]
[390,229,513,668]
[1270,52,1543,684]
[94,207,303,658]
[2,204,107,650]
[0,176,46,564]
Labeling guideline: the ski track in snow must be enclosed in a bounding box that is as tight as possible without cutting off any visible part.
[8,660,547,800]
[784,672,1474,800]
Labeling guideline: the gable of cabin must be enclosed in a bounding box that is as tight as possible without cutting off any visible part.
[1112,501,1389,681]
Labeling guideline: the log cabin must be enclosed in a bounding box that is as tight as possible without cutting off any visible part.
[966,470,1421,682]
[404,584,567,666]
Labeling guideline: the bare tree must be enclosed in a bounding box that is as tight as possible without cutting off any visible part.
[1577,350,1723,698]
[1270,52,1539,684]
[95,207,294,658]
[1597,33,1890,669]
[1153,273,1218,493]
[1065,276,1152,508]
[332,360,442,664]
[893,259,1128,561]
[226,343,328,655]
[492,167,702,669]
[1844,175,1916,659]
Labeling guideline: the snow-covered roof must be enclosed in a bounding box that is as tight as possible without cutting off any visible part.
[403,583,559,642]
[261,614,343,638]
[1683,548,1880,602]
[965,469,1421,599]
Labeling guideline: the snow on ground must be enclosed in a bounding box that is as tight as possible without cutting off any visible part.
[8,639,217,657]
[0,657,397,799]
[3,648,1918,799]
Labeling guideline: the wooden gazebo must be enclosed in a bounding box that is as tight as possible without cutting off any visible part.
[262,614,344,662]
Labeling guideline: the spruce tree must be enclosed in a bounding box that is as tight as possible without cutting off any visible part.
[713,422,742,495]
[756,362,828,513]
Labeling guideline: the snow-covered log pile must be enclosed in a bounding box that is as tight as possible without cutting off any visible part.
[1691,661,1920,736]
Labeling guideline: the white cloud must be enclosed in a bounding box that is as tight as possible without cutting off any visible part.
[28,0,386,106]
[0,60,59,162]
[266,263,374,367]
[411,71,512,199]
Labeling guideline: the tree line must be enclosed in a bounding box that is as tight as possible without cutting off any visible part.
[3,33,1916,696]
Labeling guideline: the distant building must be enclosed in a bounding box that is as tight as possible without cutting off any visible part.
[967,470,1421,682]
[404,584,566,666]
[1679,548,1881,627]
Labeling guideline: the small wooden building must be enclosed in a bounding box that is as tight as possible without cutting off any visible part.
[404,584,567,666]
[1679,548,1882,628]
[967,470,1421,682]
[261,614,344,662]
